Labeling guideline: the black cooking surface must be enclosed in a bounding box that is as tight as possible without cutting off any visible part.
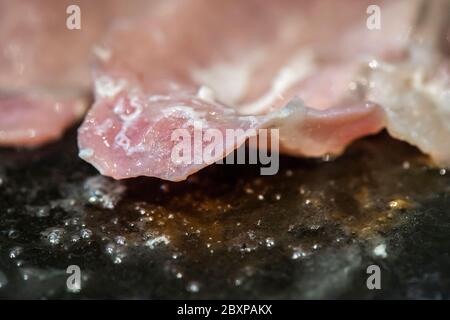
[0,129,449,299]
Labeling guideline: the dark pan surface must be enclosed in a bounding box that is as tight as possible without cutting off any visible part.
[0,129,449,299]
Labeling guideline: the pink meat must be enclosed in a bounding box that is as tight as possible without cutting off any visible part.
[0,0,146,147]
[78,89,273,181]
[0,92,86,147]
[78,0,441,181]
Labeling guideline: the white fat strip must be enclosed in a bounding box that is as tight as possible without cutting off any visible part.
[196,86,216,104]
[161,105,206,120]
[365,55,450,166]
[148,95,171,102]
[113,95,142,122]
[93,45,112,62]
[95,76,128,98]
[191,50,266,106]
[162,105,209,129]
[113,95,145,155]
[239,50,317,115]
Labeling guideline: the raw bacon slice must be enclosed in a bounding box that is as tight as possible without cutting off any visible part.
[0,96,86,148]
[78,0,447,181]
[364,0,450,167]
[0,0,146,147]
[0,91,86,147]
[0,0,95,147]
[78,79,383,181]
[78,85,275,181]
